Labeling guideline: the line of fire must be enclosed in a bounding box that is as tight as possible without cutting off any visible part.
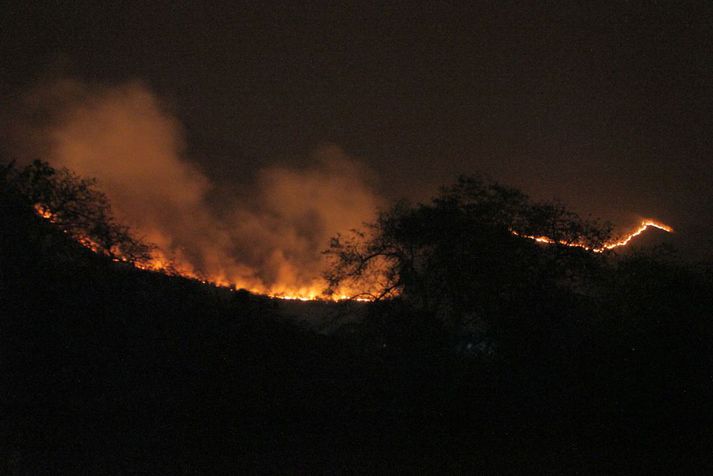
[33,203,673,302]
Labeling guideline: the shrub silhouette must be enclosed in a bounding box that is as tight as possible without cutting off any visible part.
[1,160,152,265]
[326,175,612,331]
[2,163,712,473]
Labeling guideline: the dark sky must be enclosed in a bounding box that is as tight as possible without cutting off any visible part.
[3,2,712,256]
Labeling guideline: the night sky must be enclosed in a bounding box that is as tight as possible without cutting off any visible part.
[2,2,712,258]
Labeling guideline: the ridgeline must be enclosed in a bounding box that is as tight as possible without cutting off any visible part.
[2,163,712,474]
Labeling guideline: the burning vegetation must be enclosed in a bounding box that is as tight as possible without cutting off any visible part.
[325,176,674,316]
[513,219,673,253]
[2,159,373,300]
[11,81,382,301]
[2,152,707,476]
[6,159,673,305]
[9,81,676,303]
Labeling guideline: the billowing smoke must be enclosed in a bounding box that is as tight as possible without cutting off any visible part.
[12,80,383,297]
[231,147,382,295]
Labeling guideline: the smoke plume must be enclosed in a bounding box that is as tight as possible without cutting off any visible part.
[12,80,383,297]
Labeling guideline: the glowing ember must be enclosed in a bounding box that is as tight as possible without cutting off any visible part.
[34,204,54,220]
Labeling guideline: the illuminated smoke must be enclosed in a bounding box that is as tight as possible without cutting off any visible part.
[230,146,382,297]
[10,80,673,300]
[16,80,383,298]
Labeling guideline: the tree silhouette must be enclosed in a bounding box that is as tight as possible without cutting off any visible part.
[2,162,712,473]
[1,160,152,265]
[326,175,613,329]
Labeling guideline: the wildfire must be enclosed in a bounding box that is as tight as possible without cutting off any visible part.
[33,203,369,300]
[513,219,674,253]
[599,220,673,250]
[33,204,673,301]
[34,204,54,220]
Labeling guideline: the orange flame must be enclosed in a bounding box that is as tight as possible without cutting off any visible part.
[34,203,371,300]
[599,220,673,251]
[513,219,674,253]
[34,204,673,301]
[34,204,55,220]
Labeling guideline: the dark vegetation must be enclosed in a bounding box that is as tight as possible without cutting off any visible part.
[2,161,713,474]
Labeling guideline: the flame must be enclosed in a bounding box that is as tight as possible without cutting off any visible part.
[599,220,673,250]
[24,82,675,303]
[33,204,673,301]
[34,202,370,300]
[34,204,54,220]
[513,219,674,253]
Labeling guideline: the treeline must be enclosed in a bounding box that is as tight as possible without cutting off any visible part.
[2,161,712,473]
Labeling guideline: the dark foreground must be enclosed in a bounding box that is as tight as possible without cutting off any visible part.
[3,194,713,474]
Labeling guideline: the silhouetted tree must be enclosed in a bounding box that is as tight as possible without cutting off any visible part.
[326,175,612,329]
[2,161,712,474]
[1,160,152,264]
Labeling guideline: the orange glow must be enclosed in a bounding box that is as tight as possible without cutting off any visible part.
[599,220,674,251]
[34,204,673,301]
[513,219,674,253]
[34,204,55,220]
[34,202,371,300]
[24,82,675,303]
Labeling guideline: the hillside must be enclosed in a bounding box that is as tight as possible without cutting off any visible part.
[2,166,713,474]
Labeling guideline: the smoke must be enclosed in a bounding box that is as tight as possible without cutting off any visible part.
[12,80,383,297]
[231,146,382,295]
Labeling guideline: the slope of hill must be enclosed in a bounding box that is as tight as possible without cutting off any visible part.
[2,166,713,474]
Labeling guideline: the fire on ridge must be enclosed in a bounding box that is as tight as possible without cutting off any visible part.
[513,219,674,253]
[33,204,674,301]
